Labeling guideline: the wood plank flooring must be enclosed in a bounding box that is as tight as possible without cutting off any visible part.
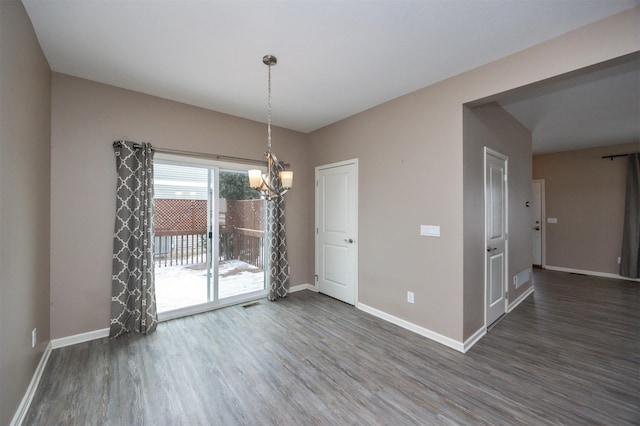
[25,269,639,425]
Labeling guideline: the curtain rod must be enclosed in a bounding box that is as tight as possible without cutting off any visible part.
[113,141,290,167]
[154,147,269,167]
[601,152,639,161]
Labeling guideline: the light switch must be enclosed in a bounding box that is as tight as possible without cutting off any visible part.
[420,225,440,237]
[547,218,558,224]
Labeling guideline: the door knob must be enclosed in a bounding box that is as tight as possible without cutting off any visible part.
[344,238,354,244]
[487,247,497,252]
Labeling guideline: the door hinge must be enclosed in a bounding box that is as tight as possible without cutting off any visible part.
[505,232,508,240]
[316,180,318,187]
[504,174,508,182]
[316,227,319,234]
[315,275,318,282]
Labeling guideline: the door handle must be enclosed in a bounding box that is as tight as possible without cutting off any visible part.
[532,226,540,231]
[344,238,354,244]
[487,247,497,252]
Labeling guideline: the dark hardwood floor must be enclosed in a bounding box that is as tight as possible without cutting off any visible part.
[25,269,639,425]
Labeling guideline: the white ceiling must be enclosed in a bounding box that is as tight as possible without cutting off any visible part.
[22,0,640,153]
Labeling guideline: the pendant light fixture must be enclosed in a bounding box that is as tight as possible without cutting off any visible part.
[248,55,293,200]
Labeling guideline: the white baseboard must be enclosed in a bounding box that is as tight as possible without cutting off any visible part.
[289,283,316,293]
[51,328,109,349]
[508,286,535,313]
[463,327,486,352]
[356,302,466,353]
[10,342,52,426]
[545,265,640,282]
[54,286,316,348]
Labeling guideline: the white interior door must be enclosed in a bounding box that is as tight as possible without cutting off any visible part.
[316,160,358,305]
[485,149,507,327]
[531,180,544,266]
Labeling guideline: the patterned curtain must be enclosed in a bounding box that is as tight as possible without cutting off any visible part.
[266,162,290,300]
[620,153,640,278]
[110,141,158,338]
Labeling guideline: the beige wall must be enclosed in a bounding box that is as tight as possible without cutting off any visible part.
[309,86,467,340]
[308,8,639,343]
[463,103,532,339]
[0,1,52,424]
[533,142,639,275]
[50,74,313,339]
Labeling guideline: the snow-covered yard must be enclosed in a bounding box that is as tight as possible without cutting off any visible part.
[155,259,264,312]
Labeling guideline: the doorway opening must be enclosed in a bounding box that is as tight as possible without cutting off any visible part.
[153,158,267,319]
[531,179,545,267]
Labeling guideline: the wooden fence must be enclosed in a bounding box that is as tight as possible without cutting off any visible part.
[153,199,264,268]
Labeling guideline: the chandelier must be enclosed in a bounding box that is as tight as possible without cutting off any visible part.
[248,55,293,200]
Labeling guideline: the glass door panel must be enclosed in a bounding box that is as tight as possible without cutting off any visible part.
[154,163,211,312]
[218,170,265,299]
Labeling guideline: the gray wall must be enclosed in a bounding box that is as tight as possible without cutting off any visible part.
[50,73,313,339]
[308,9,638,343]
[463,103,533,339]
[0,1,52,424]
[533,142,639,275]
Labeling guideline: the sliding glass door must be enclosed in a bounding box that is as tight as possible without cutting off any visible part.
[153,160,266,318]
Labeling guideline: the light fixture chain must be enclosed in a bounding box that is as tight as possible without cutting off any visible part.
[248,54,291,200]
[267,62,272,151]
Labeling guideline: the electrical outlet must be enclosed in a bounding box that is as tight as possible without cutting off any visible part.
[31,328,37,348]
[407,291,414,304]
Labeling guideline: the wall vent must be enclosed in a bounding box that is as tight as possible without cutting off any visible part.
[514,268,531,289]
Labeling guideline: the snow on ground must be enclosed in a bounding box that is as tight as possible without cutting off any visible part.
[155,259,264,313]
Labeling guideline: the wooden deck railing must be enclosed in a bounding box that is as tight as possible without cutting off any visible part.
[154,233,207,267]
[154,227,263,269]
[235,228,264,268]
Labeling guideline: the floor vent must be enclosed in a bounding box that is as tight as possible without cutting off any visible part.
[514,268,531,289]
[242,302,261,309]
